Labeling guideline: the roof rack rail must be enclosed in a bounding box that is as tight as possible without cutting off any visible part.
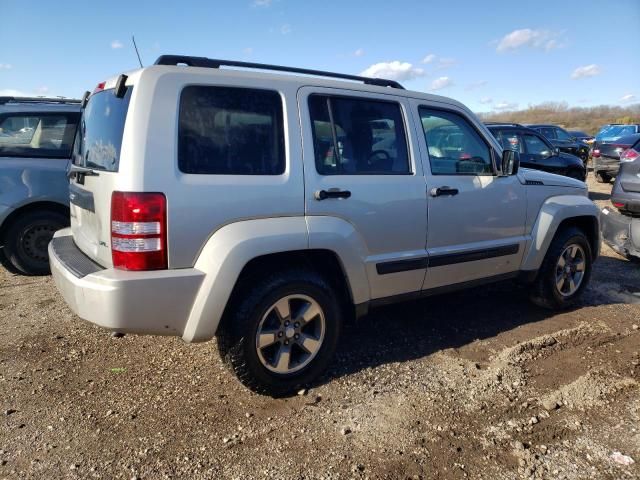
[154,55,405,90]
[0,96,81,105]
[483,122,524,127]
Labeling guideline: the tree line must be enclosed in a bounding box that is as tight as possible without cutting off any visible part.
[479,102,640,135]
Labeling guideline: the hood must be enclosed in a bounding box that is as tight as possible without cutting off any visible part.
[559,152,585,167]
[519,167,587,190]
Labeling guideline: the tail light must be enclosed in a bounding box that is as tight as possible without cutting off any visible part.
[111,192,167,271]
[592,149,600,157]
[612,201,625,210]
[620,148,639,163]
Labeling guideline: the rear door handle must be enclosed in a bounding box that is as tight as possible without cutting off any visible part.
[315,189,352,200]
[429,186,459,197]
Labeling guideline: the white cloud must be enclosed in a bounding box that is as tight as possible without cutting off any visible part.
[479,97,493,104]
[111,40,124,49]
[36,86,49,94]
[360,60,424,80]
[620,93,636,103]
[354,48,364,57]
[0,88,30,96]
[570,64,601,79]
[243,47,253,55]
[496,28,562,52]
[466,80,488,91]
[422,54,436,64]
[360,61,425,81]
[436,57,456,69]
[429,76,453,91]
[0,63,12,70]
[280,24,291,35]
[252,0,272,5]
[494,101,518,110]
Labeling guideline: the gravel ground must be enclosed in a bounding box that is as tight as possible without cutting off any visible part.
[1,175,639,480]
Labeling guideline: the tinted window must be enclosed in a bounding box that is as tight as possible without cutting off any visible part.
[555,128,571,141]
[540,127,555,139]
[523,134,552,156]
[0,113,79,159]
[309,95,409,175]
[492,129,523,153]
[419,108,492,175]
[76,88,132,171]
[178,86,284,175]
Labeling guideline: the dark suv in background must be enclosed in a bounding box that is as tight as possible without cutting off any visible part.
[526,124,590,163]
[486,123,586,181]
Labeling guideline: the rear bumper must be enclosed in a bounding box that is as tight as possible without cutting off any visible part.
[600,208,640,259]
[49,229,205,336]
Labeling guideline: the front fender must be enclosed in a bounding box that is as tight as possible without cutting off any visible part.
[520,195,600,271]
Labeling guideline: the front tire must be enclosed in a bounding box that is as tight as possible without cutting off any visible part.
[529,227,592,310]
[216,269,342,397]
[2,210,68,275]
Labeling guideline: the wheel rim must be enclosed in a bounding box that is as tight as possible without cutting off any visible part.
[19,223,58,263]
[255,294,326,375]
[555,244,586,297]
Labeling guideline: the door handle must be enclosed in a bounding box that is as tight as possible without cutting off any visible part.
[315,189,352,200]
[429,186,459,197]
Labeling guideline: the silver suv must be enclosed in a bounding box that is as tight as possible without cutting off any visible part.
[49,56,600,396]
[0,96,81,274]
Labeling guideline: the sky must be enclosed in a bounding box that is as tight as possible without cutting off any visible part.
[1,0,639,113]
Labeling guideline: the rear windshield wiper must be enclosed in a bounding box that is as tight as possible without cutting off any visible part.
[67,164,99,179]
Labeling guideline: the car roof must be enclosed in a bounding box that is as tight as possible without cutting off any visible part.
[0,97,81,113]
[485,124,540,134]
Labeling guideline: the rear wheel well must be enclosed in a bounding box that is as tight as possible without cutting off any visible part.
[556,215,599,259]
[0,202,69,245]
[225,250,355,320]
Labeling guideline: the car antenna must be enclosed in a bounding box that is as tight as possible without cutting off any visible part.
[132,35,144,68]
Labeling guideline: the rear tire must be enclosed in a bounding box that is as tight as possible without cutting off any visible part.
[595,172,611,183]
[2,210,68,275]
[216,268,342,397]
[529,227,592,310]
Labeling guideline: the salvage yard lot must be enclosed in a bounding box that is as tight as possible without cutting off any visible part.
[1,176,639,480]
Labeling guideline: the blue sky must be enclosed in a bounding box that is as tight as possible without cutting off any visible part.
[1,0,638,112]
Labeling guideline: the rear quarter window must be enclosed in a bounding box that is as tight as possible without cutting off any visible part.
[178,86,285,175]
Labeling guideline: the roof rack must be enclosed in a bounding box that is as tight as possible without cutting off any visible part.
[154,55,405,89]
[0,96,81,105]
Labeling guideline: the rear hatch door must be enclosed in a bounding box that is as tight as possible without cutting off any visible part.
[70,86,133,267]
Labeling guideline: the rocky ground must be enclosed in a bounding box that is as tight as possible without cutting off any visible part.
[0,175,638,480]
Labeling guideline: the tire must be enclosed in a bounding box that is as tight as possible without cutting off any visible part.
[2,210,68,275]
[595,172,611,183]
[216,268,342,397]
[529,227,593,310]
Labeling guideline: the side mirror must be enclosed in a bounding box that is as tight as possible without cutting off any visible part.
[501,149,520,176]
[554,147,561,156]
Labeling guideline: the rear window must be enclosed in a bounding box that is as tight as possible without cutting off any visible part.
[0,112,79,159]
[75,87,132,171]
[178,86,285,175]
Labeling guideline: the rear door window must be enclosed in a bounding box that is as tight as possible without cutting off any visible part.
[76,88,132,171]
[308,95,410,175]
[0,113,79,159]
[178,86,285,175]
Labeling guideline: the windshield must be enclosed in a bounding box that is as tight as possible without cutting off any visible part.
[75,87,132,171]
